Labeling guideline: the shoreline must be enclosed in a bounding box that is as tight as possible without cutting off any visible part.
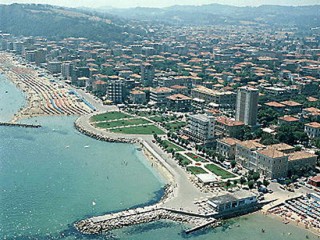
[1,51,319,238]
[262,210,320,237]
[0,52,92,123]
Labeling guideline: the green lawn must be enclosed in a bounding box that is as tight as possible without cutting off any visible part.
[175,153,191,166]
[110,125,165,135]
[95,118,150,129]
[163,140,184,152]
[205,164,236,179]
[187,166,207,175]
[185,152,208,162]
[149,116,165,122]
[90,112,130,122]
[164,121,187,131]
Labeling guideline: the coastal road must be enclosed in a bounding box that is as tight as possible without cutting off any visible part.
[144,138,215,212]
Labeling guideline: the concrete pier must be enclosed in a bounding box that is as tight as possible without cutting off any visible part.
[75,207,218,234]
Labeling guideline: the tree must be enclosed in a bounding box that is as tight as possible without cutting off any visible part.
[226,180,231,188]
[252,172,260,181]
[263,179,270,187]
[233,179,238,186]
[231,160,237,168]
[240,177,246,186]
[256,181,263,188]
[248,180,255,189]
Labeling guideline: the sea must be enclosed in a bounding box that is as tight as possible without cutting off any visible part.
[0,74,318,239]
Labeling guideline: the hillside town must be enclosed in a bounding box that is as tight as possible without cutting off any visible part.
[1,21,320,234]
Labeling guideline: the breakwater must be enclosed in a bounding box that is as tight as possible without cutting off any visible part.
[75,208,218,235]
[0,122,41,128]
[74,118,137,144]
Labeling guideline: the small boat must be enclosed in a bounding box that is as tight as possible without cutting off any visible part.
[92,201,96,206]
[65,145,70,148]
[137,148,142,151]
[84,145,90,148]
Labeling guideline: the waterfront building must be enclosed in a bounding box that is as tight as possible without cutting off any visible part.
[34,49,46,66]
[216,137,240,160]
[235,141,288,179]
[288,151,317,174]
[92,80,107,95]
[47,61,62,74]
[106,80,125,104]
[184,114,215,144]
[208,190,257,214]
[235,86,259,126]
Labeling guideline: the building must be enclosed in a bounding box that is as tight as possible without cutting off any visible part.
[303,108,320,122]
[309,176,320,188]
[141,63,154,87]
[47,61,61,74]
[265,101,286,112]
[166,94,192,112]
[304,122,320,139]
[157,76,192,88]
[278,116,299,125]
[191,86,236,109]
[214,116,244,139]
[34,49,46,65]
[288,151,317,174]
[106,80,125,104]
[280,101,303,114]
[256,147,289,179]
[236,141,289,179]
[184,114,215,144]
[216,137,240,160]
[208,190,257,214]
[235,86,259,126]
[92,80,107,95]
[129,90,147,104]
[150,87,173,105]
[235,141,315,179]
[61,61,73,80]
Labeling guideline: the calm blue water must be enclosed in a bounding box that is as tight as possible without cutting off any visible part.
[0,74,26,122]
[0,74,318,239]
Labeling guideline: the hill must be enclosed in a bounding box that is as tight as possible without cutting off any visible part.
[99,4,320,27]
[0,4,145,43]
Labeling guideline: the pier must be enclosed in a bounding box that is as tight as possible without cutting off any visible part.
[0,122,41,128]
[75,207,218,235]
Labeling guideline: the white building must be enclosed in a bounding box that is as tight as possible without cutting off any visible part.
[184,114,215,143]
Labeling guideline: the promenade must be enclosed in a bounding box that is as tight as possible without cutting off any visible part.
[74,113,224,234]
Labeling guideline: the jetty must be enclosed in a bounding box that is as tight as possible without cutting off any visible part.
[75,206,219,235]
[0,122,41,128]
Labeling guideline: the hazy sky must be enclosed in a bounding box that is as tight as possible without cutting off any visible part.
[2,0,319,8]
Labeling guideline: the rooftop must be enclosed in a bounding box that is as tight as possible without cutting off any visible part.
[280,100,302,107]
[237,140,265,150]
[216,116,244,127]
[218,137,240,146]
[305,122,320,129]
[167,94,191,101]
[288,151,317,161]
[265,101,285,108]
[258,147,287,159]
